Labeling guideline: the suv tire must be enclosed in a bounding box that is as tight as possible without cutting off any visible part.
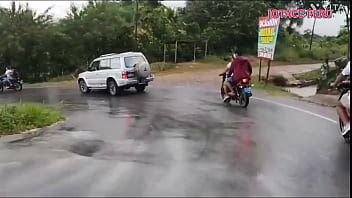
[79,79,91,93]
[107,79,120,96]
[135,84,146,93]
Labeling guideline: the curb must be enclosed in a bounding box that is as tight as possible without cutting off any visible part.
[300,97,337,108]
[0,120,66,144]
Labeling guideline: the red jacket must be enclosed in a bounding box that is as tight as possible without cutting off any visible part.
[229,56,252,82]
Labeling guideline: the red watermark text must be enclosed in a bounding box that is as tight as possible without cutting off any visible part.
[267,9,333,19]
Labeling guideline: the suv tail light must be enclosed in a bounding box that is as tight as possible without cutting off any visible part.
[122,72,128,79]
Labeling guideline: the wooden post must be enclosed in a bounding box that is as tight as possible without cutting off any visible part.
[258,58,262,82]
[204,40,208,57]
[174,40,178,63]
[163,43,166,63]
[265,60,272,86]
[193,42,196,62]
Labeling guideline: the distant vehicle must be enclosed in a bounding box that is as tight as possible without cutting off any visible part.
[78,52,154,96]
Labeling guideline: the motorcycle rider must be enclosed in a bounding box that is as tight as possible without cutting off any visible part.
[221,54,237,101]
[223,50,252,102]
[331,61,350,135]
[2,67,14,88]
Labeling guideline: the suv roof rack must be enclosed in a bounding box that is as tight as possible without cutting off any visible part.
[100,53,117,57]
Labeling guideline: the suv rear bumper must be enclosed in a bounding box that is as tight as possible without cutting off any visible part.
[119,75,154,86]
[144,76,154,82]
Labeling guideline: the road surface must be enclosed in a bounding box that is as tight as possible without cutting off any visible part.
[0,83,349,196]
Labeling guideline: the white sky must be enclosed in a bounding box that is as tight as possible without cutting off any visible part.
[0,1,346,36]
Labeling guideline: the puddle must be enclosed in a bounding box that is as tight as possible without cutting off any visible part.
[68,139,105,157]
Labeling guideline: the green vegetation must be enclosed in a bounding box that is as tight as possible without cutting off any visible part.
[293,69,321,81]
[47,75,76,82]
[0,104,65,135]
[150,62,177,72]
[251,78,298,97]
[275,30,349,62]
[272,75,289,87]
[0,1,349,83]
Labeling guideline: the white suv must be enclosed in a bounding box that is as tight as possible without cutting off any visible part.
[78,52,154,96]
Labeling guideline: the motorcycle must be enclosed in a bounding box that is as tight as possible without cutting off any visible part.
[220,73,253,108]
[0,76,23,93]
[337,80,350,143]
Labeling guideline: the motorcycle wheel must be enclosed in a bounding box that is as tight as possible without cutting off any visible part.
[239,90,249,108]
[343,133,350,143]
[220,87,225,99]
[339,118,350,143]
[339,118,344,132]
[13,82,22,91]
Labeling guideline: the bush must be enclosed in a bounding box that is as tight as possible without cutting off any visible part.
[200,55,225,63]
[293,69,321,81]
[301,45,347,61]
[334,56,349,70]
[275,47,299,62]
[47,75,76,82]
[272,75,288,86]
[150,62,176,72]
[0,104,65,135]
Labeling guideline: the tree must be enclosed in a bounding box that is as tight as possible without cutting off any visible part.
[179,1,303,54]
[0,1,53,81]
[58,1,136,68]
[295,0,350,58]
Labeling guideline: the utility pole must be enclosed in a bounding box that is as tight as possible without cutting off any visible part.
[134,0,139,48]
[174,41,178,63]
[193,42,196,62]
[163,43,166,63]
[204,40,208,57]
[309,18,317,51]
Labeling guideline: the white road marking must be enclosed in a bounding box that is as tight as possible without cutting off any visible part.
[253,97,338,124]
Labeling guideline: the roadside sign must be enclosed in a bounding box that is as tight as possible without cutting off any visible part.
[258,17,280,60]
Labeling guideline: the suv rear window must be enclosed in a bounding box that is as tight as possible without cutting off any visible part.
[124,56,146,68]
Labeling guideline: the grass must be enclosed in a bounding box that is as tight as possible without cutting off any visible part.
[152,57,227,76]
[47,75,76,82]
[0,104,65,136]
[151,56,322,76]
[249,58,322,68]
[293,69,321,81]
[251,76,298,97]
[150,62,178,72]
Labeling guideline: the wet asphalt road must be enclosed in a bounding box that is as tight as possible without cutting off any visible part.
[0,84,350,196]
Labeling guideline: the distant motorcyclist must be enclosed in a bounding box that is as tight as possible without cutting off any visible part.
[2,67,14,88]
[331,61,350,135]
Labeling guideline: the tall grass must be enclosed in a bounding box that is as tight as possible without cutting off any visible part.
[0,104,65,135]
[275,45,347,62]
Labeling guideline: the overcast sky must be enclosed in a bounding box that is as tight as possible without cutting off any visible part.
[0,1,346,36]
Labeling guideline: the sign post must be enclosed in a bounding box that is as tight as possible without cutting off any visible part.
[257,17,280,85]
[258,58,262,81]
[265,60,272,85]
